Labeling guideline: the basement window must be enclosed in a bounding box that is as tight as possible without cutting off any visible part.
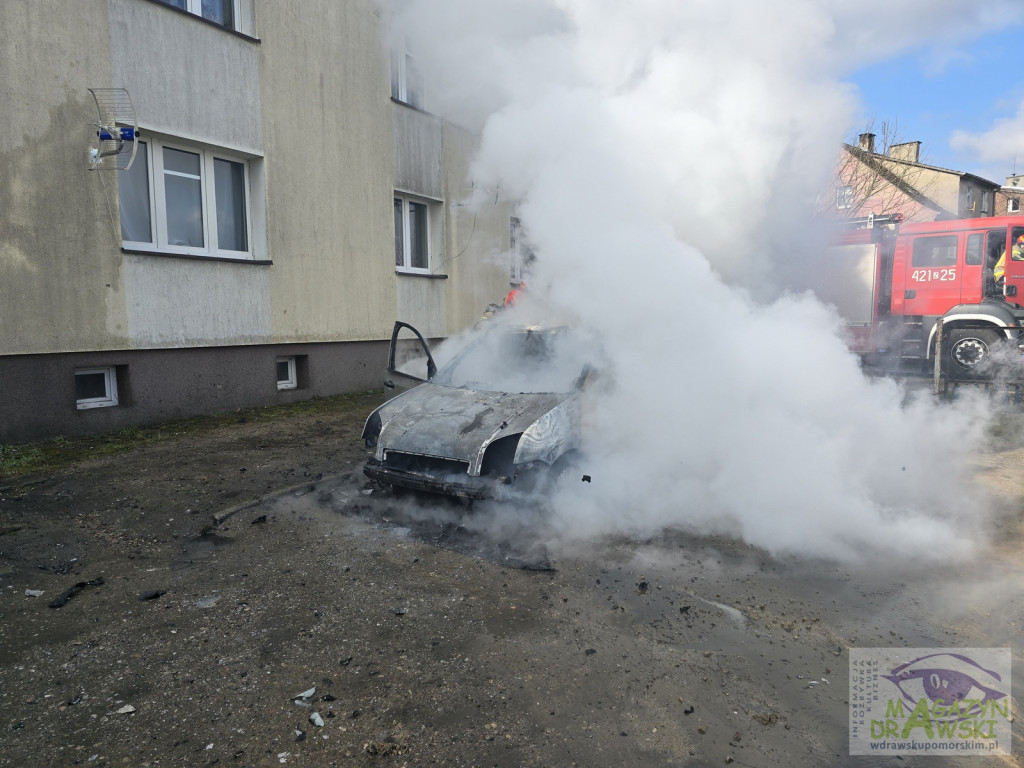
[76,367,119,409]
[276,357,297,390]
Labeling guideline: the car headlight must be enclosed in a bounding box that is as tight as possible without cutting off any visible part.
[362,410,382,448]
[514,397,579,466]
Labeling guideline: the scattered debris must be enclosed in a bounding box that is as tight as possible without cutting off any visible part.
[683,705,695,715]
[193,595,221,609]
[138,589,166,601]
[391,607,407,616]
[585,648,596,655]
[499,554,555,571]
[48,577,104,608]
[24,589,44,598]
[364,735,406,756]
[309,712,324,727]
[38,559,78,575]
[752,711,779,726]
[636,581,649,594]
[293,688,316,707]
[294,729,306,742]
[116,704,136,715]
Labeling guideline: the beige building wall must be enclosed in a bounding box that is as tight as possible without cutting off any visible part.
[259,0,398,344]
[441,125,516,332]
[0,1,127,355]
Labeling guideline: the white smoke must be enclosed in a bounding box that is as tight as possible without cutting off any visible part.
[388,0,1019,561]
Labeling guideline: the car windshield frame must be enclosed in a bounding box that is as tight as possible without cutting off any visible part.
[431,326,588,394]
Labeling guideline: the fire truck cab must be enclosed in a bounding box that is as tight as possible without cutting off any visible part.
[824,215,1024,377]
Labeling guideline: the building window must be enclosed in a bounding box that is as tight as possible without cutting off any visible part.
[276,357,297,390]
[76,367,119,410]
[966,189,976,212]
[390,46,424,109]
[394,194,433,272]
[981,191,992,214]
[158,0,237,30]
[836,185,853,210]
[1009,198,1021,214]
[119,136,253,258]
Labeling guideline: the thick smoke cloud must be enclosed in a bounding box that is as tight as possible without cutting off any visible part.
[388,0,1016,561]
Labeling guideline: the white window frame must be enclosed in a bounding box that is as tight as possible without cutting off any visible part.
[394,193,435,274]
[120,136,254,260]
[836,185,853,210]
[161,0,241,30]
[1009,198,1020,214]
[391,46,424,109]
[276,357,297,391]
[75,367,119,410]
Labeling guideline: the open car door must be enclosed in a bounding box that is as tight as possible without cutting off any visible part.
[384,321,437,399]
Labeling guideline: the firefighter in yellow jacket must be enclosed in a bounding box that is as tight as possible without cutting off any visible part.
[993,234,1024,284]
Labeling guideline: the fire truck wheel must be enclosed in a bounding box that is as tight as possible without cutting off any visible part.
[943,327,1001,379]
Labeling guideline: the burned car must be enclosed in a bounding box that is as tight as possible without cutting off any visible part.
[362,320,592,499]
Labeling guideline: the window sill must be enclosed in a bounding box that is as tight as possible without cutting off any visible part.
[395,269,447,279]
[390,97,431,115]
[123,248,272,266]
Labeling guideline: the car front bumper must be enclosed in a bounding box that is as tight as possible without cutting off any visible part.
[363,458,499,500]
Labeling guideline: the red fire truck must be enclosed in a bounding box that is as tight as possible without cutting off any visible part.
[815,214,1024,377]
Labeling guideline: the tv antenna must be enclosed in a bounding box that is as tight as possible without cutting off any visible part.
[88,88,139,170]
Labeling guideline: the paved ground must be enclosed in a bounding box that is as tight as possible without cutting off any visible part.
[1,390,1022,767]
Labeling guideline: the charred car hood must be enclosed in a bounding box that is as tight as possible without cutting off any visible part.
[372,383,566,472]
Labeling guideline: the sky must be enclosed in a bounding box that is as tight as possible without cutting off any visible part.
[848,21,1024,182]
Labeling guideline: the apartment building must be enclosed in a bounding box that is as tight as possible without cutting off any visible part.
[1,0,515,443]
